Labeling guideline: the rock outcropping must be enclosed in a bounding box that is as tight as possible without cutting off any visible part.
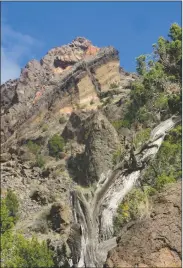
[1,37,128,147]
[105,181,182,268]
[67,111,121,185]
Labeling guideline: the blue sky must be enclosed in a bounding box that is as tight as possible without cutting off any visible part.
[1,1,181,83]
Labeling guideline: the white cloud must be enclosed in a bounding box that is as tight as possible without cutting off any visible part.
[1,21,43,84]
[1,47,20,83]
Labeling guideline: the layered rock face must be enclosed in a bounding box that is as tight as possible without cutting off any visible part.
[1,37,126,147]
[105,181,182,268]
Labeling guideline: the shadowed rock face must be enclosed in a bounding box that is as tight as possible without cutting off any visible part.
[83,111,121,184]
[105,181,182,268]
[48,203,72,233]
[66,111,121,185]
[62,111,89,143]
[1,79,19,113]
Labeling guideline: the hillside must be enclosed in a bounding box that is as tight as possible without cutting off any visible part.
[1,24,182,268]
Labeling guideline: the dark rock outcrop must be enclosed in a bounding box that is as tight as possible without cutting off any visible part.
[84,111,121,183]
[1,79,19,114]
[62,111,90,143]
[48,202,72,233]
[67,111,121,185]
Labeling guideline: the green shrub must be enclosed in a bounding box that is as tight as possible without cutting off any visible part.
[131,81,146,107]
[110,82,118,89]
[114,24,182,233]
[156,128,181,178]
[168,93,182,114]
[59,116,67,124]
[114,202,130,229]
[154,94,168,110]
[136,106,152,123]
[123,24,182,127]
[112,148,124,165]
[36,154,45,168]
[112,120,123,130]
[1,198,54,268]
[27,140,41,155]
[1,198,14,234]
[134,128,151,148]
[143,185,157,196]
[112,119,130,130]
[5,189,19,223]
[136,55,147,75]
[1,232,54,268]
[155,173,176,190]
[143,62,167,91]
[48,134,65,158]
[143,124,181,188]
[168,124,182,143]
[114,187,153,233]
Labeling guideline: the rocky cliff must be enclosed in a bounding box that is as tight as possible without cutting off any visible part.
[1,34,181,268]
[1,37,136,266]
[1,37,134,148]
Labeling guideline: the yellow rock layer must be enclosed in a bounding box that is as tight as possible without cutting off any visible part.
[77,75,99,105]
[95,60,121,92]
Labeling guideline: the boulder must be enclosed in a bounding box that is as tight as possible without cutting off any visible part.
[48,202,72,233]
